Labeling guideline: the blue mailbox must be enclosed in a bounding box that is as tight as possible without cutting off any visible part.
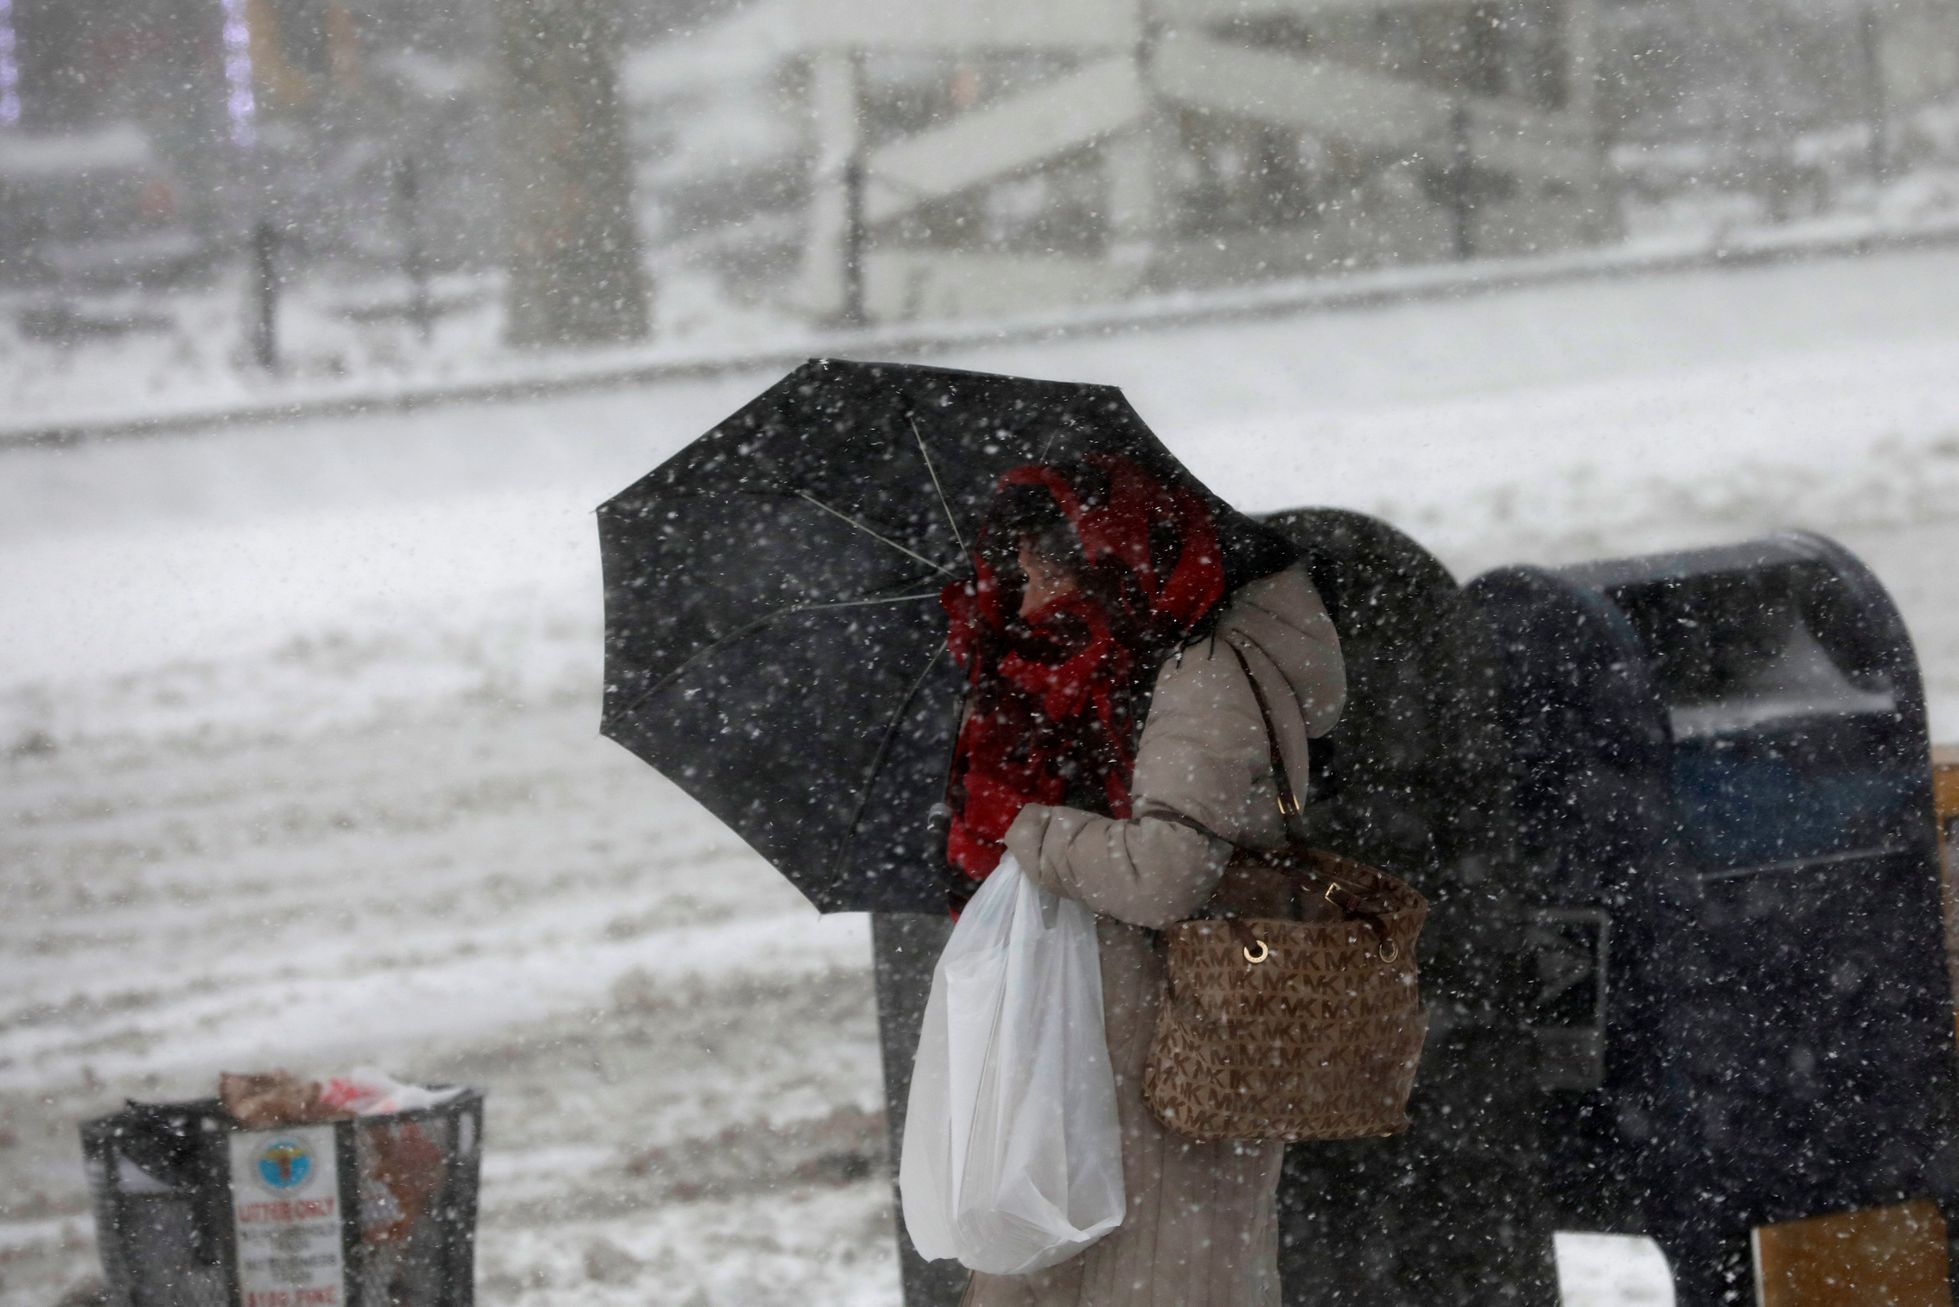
[1467,531,1959,1304]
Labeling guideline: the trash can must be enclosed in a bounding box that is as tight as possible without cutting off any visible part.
[871,911,967,1307]
[1467,531,1959,1305]
[81,1090,484,1307]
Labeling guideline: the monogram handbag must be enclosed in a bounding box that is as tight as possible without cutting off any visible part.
[1141,645,1429,1144]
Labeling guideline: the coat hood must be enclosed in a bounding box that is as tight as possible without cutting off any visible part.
[1214,563,1345,807]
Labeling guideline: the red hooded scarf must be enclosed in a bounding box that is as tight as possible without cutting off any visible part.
[940,454,1226,915]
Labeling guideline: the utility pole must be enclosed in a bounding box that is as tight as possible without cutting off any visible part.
[1858,3,1890,188]
[394,155,434,344]
[1448,102,1476,261]
[801,48,865,326]
[250,219,280,372]
[841,151,867,329]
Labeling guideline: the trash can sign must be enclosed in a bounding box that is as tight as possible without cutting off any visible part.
[257,1139,313,1190]
[228,1125,348,1307]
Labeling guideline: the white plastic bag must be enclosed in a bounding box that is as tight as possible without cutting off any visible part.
[899,852,1125,1276]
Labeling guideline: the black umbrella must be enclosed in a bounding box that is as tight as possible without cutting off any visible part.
[598,358,1288,913]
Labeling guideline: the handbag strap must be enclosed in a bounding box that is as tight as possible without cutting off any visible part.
[1220,640,1304,819]
[1209,887,1398,964]
[1139,795,1398,958]
[1217,642,1383,913]
[1222,643,1399,957]
[1137,642,1396,956]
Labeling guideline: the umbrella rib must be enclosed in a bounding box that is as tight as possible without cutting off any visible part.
[795,490,956,578]
[632,486,958,577]
[909,415,968,559]
[614,588,942,722]
[828,642,950,886]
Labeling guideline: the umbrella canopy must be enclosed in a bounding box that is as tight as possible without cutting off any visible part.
[598,358,1287,913]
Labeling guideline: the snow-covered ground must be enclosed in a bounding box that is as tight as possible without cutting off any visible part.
[3,243,1959,1305]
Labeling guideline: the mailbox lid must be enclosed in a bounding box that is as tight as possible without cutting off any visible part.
[1563,538,1903,741]
[1559,535,1925,873]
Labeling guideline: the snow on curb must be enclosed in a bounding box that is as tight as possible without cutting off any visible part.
[5,218,1957,448]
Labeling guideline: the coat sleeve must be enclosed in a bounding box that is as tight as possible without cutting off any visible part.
[1000,641,1273,931]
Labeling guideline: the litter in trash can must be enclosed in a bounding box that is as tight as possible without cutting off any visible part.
[81,1070,483,1307]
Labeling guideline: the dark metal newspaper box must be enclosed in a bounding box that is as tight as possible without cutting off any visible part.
[1467,532,1959,1304]
[1262,509,1551,1305]
[81,1091,484,1307]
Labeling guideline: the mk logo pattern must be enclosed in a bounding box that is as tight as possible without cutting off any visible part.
[1143,874,1429,1144]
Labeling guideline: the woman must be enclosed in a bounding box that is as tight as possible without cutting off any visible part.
[940,453,1347,1306]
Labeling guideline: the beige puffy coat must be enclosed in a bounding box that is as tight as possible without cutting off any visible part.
[959,563,1346,1307]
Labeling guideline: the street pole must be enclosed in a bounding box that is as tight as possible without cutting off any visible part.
[1449,102,1475,261]
[250,218,280,373]
[1858,3,1890,188]
[842,151,867,329]
[394,155,434,344]
[834,47,869,330]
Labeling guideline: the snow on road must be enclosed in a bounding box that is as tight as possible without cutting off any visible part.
[3,244,1957,1305]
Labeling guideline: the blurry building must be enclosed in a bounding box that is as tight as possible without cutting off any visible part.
[1,0,1952,312]
[619,2,806,295]
[641,0,1959,327]
[0,0,501,287]
[0,0,216,285]
[790,0,1624,322]
[1600,0,1959,225]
